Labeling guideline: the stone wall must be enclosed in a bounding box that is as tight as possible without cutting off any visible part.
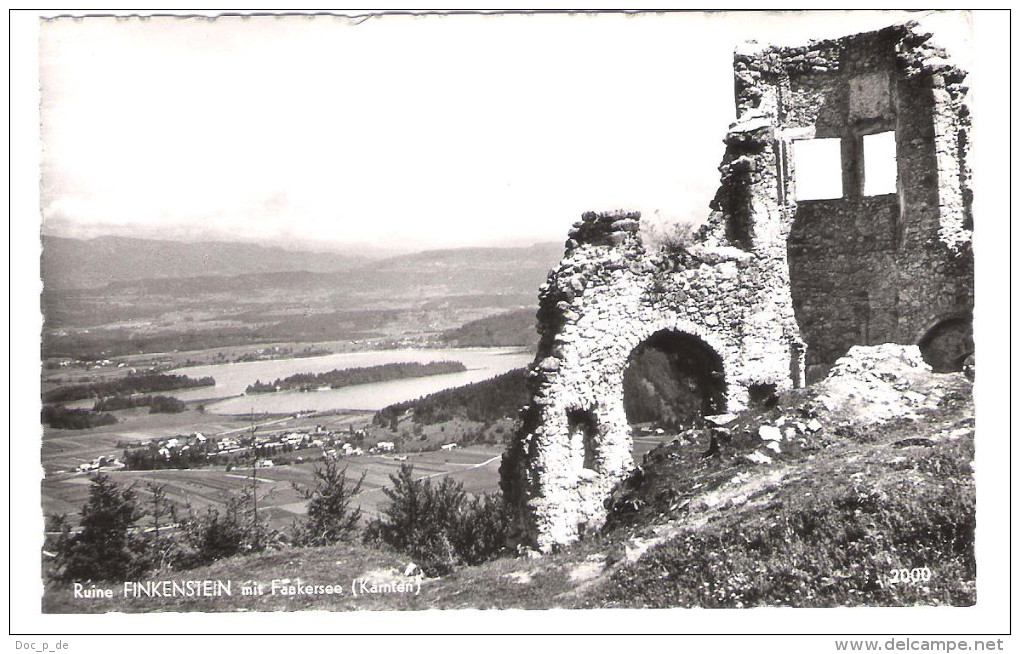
[767,25,975,381]
[499,208,803,549]
[502,21,974,551]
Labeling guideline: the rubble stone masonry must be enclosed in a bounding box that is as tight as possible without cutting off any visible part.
[501,22,974,551]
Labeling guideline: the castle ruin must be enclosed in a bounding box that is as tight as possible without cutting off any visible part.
[500,22,974,551]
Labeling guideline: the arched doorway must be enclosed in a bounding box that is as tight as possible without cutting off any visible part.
[622,330,726,430]
[918,316,974,373]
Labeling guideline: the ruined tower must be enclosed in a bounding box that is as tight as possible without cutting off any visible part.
[501,21,974,551]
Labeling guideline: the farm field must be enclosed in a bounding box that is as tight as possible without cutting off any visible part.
[42,435,674,533]
[41,443,507,532]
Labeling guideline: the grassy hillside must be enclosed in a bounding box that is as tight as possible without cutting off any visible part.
[590,400,974,605]
[42,354,975,612]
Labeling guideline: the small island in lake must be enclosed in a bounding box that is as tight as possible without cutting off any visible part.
[245,360,468,394]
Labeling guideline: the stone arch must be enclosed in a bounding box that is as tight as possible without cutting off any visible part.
[622,328,727,429]
[606,315,744,405]
[917,314,974,373]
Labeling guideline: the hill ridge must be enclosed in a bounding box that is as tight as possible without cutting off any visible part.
[41,234,562,290]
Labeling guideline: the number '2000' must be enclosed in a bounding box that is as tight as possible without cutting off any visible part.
[889,567,932,584]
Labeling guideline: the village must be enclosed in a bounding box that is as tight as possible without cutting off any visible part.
[69,420,465,475]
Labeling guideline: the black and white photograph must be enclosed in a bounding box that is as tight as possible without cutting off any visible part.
[9,7,1012,643]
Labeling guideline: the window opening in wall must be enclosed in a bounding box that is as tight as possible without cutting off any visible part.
[566,408,598,470]
[862,131,897,196]
[792,138,843,200]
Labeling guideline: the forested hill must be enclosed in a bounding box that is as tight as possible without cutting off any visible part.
[373,368,530,427]
[437,309,538,348]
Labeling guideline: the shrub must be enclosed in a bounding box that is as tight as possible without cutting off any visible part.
[177,485,268,568]
[453,493,512,566]
[645,219,699,253]
[365,464,510,575]
[292,458,365,547]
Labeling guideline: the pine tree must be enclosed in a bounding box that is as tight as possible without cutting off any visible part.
[56,473,146,581]
[292,457,365,546]
[144,482,177,570]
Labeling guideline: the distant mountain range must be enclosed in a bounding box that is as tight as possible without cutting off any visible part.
[40,236,564,353]
[41,235,565,292]
[40,235,368,289]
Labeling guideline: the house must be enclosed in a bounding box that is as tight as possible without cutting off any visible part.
[441,443,458,451]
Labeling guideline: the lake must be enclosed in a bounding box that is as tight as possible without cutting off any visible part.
[168,347,534,415]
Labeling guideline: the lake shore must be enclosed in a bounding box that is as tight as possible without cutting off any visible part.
[169,346,532,414]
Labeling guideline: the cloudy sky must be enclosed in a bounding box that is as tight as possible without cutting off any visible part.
[38,10,968,252]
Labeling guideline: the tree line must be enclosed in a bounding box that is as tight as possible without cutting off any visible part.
[41,405,118,430]
[93,394,186,414]
[43,394,189,430]
[43,373,215,404]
